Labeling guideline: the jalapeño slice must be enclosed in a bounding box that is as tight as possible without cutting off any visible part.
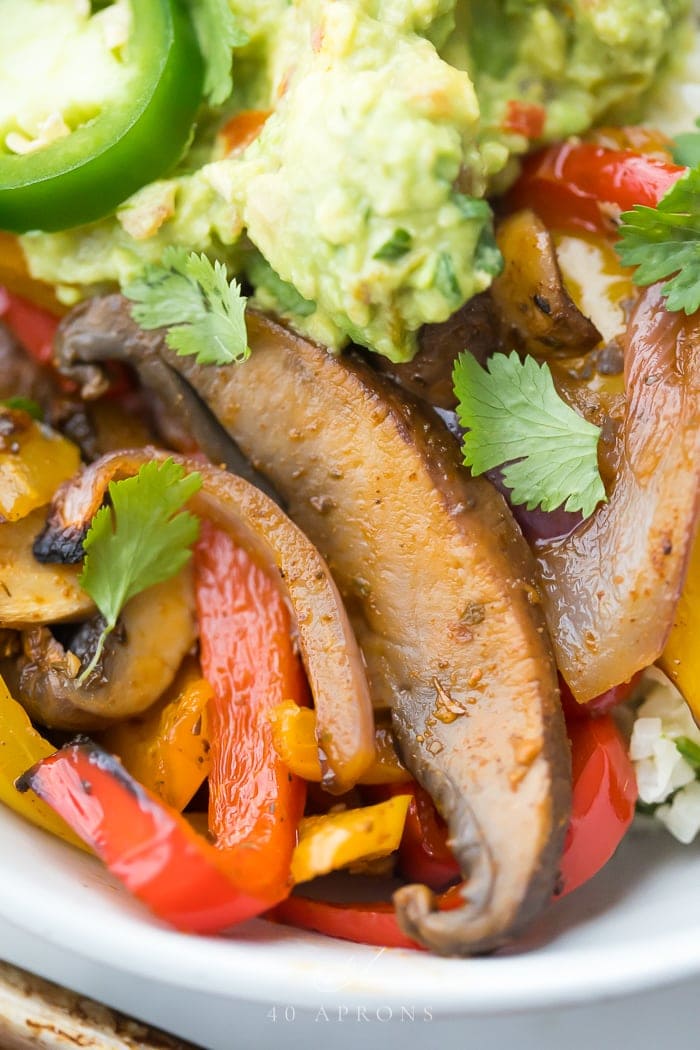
[0,0,204,233]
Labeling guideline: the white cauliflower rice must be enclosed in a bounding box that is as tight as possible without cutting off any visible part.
[630,670,700,843]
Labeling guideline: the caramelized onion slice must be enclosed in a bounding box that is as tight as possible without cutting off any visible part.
[538,284,700,700]
[38,448,375,792]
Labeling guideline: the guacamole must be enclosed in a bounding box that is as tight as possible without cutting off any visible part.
[21,0,691,361]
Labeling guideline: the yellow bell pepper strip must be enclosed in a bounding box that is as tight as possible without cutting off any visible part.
[269,700,408,785]
[98,657,212,812]
[0,674,85,849]
[0,407,80,521]
[659,530,700,719]
[290,796,411,885]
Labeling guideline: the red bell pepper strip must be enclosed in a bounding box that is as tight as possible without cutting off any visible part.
[271,896,422,950]
[559,673,641,721]
[194,522,307,897]
[17,741,282,933]
[555,714,637,899]
[0,287,133,398]
[271,882,465,951]
[396,784,461,890]
[368,782,461,892]
[277,711,638,947]
[0,286,59,366]
[506,142,686,235]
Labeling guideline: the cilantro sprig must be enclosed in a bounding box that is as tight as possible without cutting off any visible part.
[453,351,606,518]
[671,119,700,168]
[616,166,700,315]
[124,247,249,366]
[78,460,202,683]
[190,0,248,106]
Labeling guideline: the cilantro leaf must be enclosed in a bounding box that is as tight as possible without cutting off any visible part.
[675,736,700,770]
[78,460,202,682]
[671,119,700,168]
[435,252,462,305]
[374,229,413,261]
[450,192,492,221]
[1,397,42,420]
[453,351,606,518]
[246,252,316,317]
[124,247,249,366]
[190,0,248,106]
[616,167,700,315]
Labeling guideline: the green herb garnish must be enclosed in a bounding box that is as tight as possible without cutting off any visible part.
[78,459,202,683]
[124,247,249,366]
[453,351,606,517]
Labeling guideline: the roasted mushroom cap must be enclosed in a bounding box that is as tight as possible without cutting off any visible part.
[57,299,571,955]
[1,570,197,730]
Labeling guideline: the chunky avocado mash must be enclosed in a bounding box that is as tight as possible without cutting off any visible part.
[19,0,691,361]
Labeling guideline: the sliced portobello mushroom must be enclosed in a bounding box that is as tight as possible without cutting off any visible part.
[373,293,498,410]
[56,298,571,956]
[1,569,197,730]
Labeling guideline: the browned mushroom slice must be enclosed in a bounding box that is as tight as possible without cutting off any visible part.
[50,301,281,504]
[2,569,197,730]
[491,210,601,358]
[36,447,375,793]
[0,508,94,627]
[373,293,498,409]
[56,301,571,955]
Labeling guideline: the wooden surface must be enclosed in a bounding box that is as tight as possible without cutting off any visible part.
[0,960,200,1049]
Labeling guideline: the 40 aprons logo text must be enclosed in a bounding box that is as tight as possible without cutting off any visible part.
[266,1005,433,1023]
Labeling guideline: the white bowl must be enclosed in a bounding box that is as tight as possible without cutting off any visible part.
[1,798,700,1049]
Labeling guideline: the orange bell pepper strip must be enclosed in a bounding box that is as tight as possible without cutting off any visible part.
[98,656,212,812]
[660,529,700,721]
[269,700,407,785]
[194,522,307,897]
[0,234,65,316]
[0,406,81,522]
[19,741,284,933]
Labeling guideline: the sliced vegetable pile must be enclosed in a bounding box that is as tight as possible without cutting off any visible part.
[0,0,700,960]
